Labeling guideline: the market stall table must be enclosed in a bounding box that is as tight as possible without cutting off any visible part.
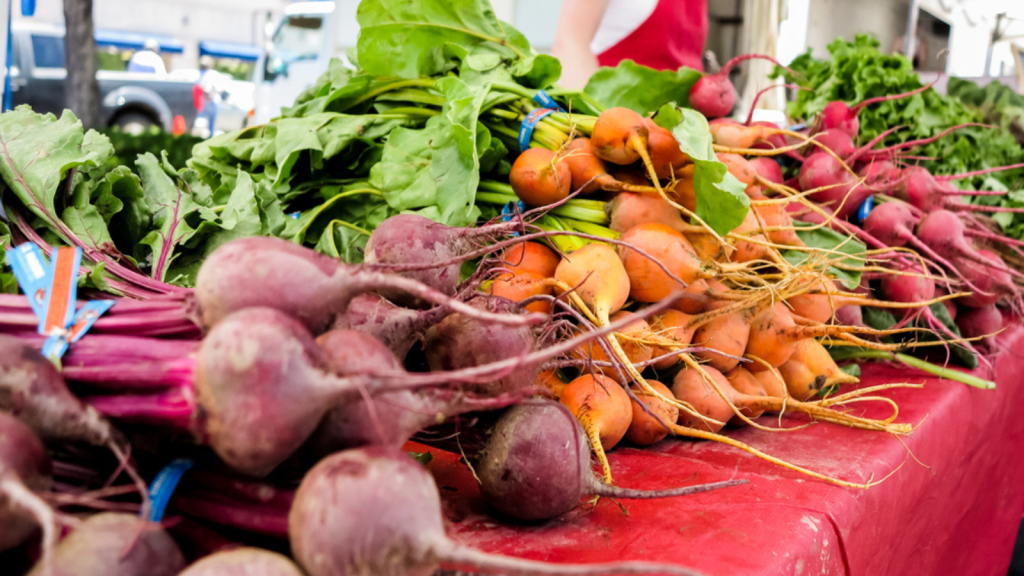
[423,325,1024,576]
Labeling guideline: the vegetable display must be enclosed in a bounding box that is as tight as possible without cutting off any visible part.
[0,1,1021,574]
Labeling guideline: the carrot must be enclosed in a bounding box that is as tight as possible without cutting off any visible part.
[617,223,707,302]
[643,118,690,180]
[560,374,633,483]
[625,380,678,446]
[562,138,659,195]
[647,310,697,370]
[500,242,560,278]
[574,311,652,380]
[723,367,767,421]
[509,148,571,206]
[778,339,858,401]
[489,270,553,314]
[691,302,755,372]
[590,107,665,195]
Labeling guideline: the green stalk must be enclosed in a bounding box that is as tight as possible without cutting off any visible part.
[347,78,437,108]
[834,349,995,390]
[545,88,608,114]
[476,192,609,225]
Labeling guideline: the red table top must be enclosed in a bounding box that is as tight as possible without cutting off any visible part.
[420,325,1024,576]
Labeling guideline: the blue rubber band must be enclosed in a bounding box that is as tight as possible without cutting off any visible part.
[856,196,874,224]
[532,90,565,112]
[501,201,527,237]
[518,108,556,152]
[146,458,194,522]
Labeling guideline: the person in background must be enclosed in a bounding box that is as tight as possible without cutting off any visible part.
[195,56,225,136]
[127,39,167,74]
[552,0,708,89]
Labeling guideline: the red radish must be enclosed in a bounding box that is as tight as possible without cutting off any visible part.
[956,304,1003,346]
[289,446,710,576]
[749,157,783,184]
[818,80,936,137]
[27,513,185,576]
[879,263,936,313]
[916,210,1024,282]
[456,401,741,521]
[955,249,1019,308]
[423,296,539,397]
[195,236,534,331]
[814,130,856,158]
[835,305,865,327]
[798,152,868,218]
[690,54,791,119]
[893,164,1024,215]
[0,412,54,561]
[510,147,572,206]
[858,159,901,189]
[178,548,304,576]
[332,292,449,360]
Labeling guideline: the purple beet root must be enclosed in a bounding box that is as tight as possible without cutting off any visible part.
[27,512,184,576]
[423,296,539,397]
[332,292,449,360]
[0,335,114,446]
[289,446,711,576]
[178,547,304,576]
[0,412,53,556]
[194,236,533,333]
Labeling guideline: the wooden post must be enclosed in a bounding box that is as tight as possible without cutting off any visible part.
[63,0,100,128]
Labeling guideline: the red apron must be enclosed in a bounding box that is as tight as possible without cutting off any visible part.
[596,0,708,72]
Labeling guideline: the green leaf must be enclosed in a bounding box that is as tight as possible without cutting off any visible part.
[586,61,702,115]
[356,0,531,79]
[657,104,749,235]
[782,223,867,289]
[0,221,16,294]
[134,153,201,281]
[0,107,112,239]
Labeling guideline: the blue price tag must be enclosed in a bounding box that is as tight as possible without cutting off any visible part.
[532,90,565,112]
[147,458,195,523]
[856,196,874,224]
[518,108,556,152]
[287,211,302,220]
[7,243,50,318]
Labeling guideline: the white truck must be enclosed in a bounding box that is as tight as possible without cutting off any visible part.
[251,1,359,125]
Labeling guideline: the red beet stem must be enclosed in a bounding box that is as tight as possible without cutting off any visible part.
[850,75,939,114]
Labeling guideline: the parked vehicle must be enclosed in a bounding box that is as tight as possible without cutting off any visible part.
[7,22,197,133]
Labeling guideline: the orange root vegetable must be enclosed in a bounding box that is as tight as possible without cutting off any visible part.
[709,119,782,149]
[509,148,571,206]
[648,310,698,370]
[778,339,858,401]
[535,369,568,398]
[643,118,690,180]
[489,271,553,314]
[554,244,631,320]
[591,107,664,195]
[684,230,727,262]
[626,380,679,446]
[670,366,739,433]
[563,138,660,195]
[787,279,847,324]
[692,303,755,372]
[745,302,888,369]
[560,374,633,483]
[574,311,653,380]
[500,242,560,278]
[666,165,698,212]
[606,192,689,234]
[618,224,707,302]
[716,153,758,187]
[750,194,805,247]
[752,368,787,399]
[729,210,773,263]
[723,367,767,421]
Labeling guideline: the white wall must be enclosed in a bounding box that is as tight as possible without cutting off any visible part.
[805,0,910,58]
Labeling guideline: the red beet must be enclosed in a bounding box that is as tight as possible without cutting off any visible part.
[332,292,449,360]
[289,446,710,576]
[0,412,53,558]
[178,548,304,576]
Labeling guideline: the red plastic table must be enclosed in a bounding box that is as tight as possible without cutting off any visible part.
[422,325,1024,576]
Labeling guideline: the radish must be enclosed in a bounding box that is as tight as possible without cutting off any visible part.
[916,210,1024,282]
[955,249,1019,308]
[956,304,1003,347]
[817,80,936,137]
[689,54,791,119]
[748,157,783,184]
[797,152,868,218]
[178,547,304,576]
[332,292,450,360]
[423,296,539,397]
[289,446,711,576]
[0,412,54,561]
[426,401,743,522]
[892,164,1024,214]
[814,130,856,158]
[26,512,185,576]
[195,236,535,331]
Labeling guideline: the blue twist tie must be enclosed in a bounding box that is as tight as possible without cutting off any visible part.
[532,90,565,112]
[501,201,527,237]
[856,196,874,224]
[518,108,556,152]
[146,458,194,522]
